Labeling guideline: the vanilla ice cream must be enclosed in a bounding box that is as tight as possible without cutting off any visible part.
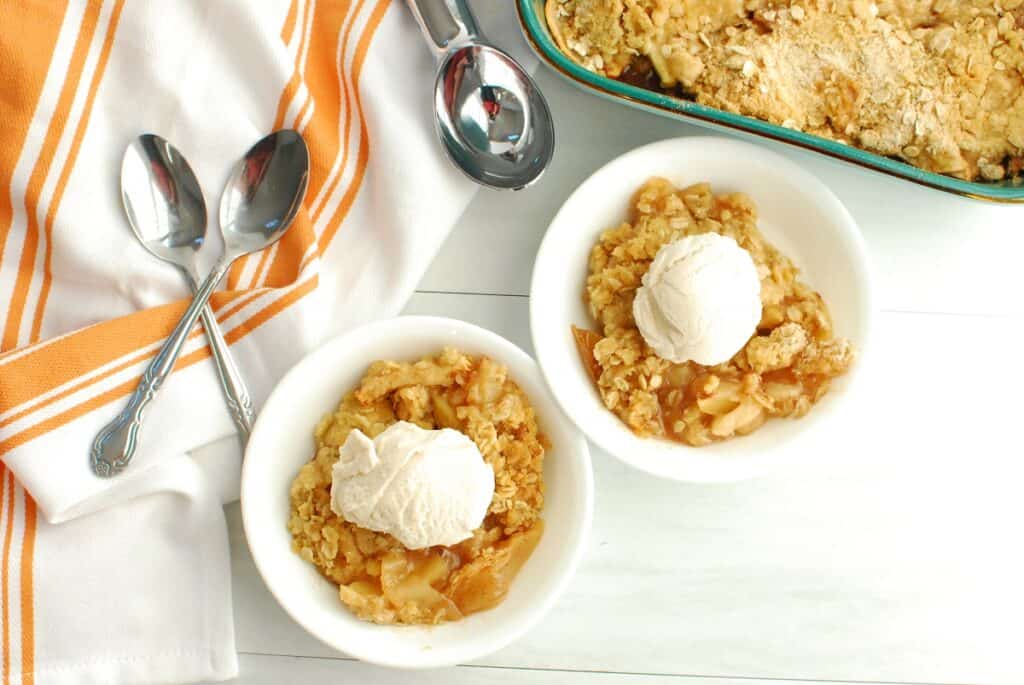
[329,421,494,549]
[632,233,762,365]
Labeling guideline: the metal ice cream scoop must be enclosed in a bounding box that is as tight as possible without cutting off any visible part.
[407,0,554,190]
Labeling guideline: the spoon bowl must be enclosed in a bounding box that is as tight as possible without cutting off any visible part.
[220,130,309,255]
[435,44,553,190]
[121,134,206,268]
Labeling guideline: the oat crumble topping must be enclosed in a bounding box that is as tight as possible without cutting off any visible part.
[288,348,545,625]
[574,179,855,446]
[546,0,1024,181]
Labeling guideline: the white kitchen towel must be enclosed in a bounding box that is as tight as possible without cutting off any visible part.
[0,1,533,682]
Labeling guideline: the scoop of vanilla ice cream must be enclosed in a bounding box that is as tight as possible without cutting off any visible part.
[329,421,495,549]
[632,233,762,365]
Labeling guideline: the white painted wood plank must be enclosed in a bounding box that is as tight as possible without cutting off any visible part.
[225,653,932,685]
[419,67,1024,318]
[226,653,890,685]
[406,291,532,351]
[230,292,1023,684]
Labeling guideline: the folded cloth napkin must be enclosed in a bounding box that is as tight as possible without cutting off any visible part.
[0,1,532,682]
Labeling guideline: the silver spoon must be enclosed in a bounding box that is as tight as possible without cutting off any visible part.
[121,134,255,442]
[408,0,554,190]
[92,130,310,477]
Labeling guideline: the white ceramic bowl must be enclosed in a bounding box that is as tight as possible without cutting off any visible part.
[241,316,593,669]
[530,136,874,483]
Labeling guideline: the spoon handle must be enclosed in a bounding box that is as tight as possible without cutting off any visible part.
[90,258,232,477]
[198,302,254,441]
[407,0,480,56]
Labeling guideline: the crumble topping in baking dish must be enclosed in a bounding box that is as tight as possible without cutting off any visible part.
[546,0,1024,181]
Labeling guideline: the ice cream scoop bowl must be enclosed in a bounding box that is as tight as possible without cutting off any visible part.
[407,0,554,190]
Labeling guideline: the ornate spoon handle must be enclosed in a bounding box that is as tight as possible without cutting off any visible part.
[198,301,254,440]
[91,259,231,477]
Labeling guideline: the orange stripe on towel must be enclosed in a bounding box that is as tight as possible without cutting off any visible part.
[0,277,318,456]
[228,0,313,291]
[29,0,127,344]
[19,493,35,685]
[1,3,105,351]
[0,1,70,278]
[263,0,387,289]
[1,469,14,682]
[0,289,245,416]
[314,0,391,254]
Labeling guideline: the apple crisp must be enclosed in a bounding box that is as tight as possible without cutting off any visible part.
[288,348,546,625]
[546,0,1024,181]
[573,179,855,446]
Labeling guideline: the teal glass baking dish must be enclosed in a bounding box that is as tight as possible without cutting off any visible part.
[517,0,1024,203]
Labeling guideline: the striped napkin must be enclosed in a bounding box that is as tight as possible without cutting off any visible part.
[0,1,532,682]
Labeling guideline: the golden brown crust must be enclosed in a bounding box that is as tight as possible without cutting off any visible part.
[547,0,1024,181]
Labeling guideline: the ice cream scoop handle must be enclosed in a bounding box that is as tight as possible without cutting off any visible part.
[406,0,481,57]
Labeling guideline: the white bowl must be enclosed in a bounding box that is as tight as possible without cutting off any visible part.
[530,136,874,483]
[241,316,593,669]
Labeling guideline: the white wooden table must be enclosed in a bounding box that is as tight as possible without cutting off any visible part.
[220,6,1024,684]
